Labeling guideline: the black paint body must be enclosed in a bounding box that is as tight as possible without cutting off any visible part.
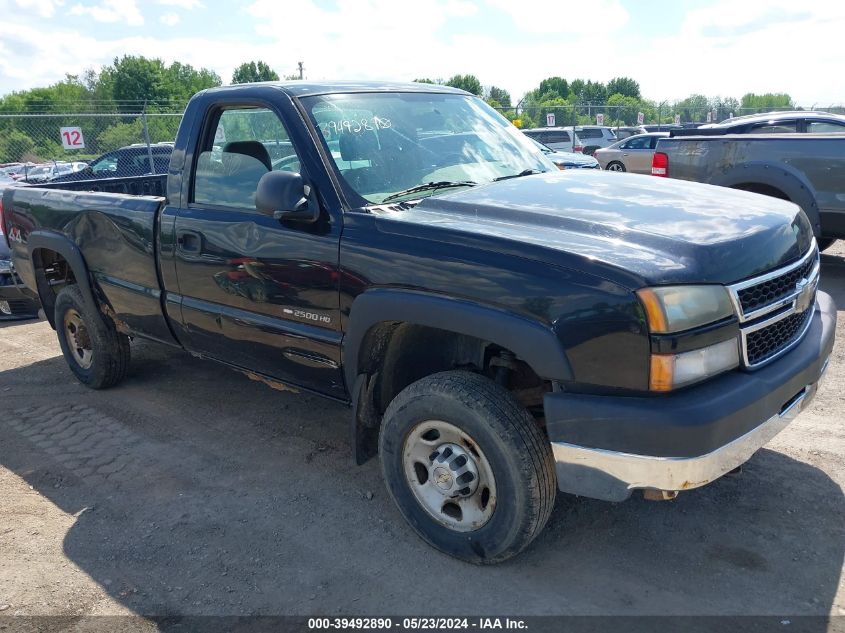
[0,82,826,451]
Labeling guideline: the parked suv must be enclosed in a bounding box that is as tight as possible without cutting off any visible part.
[521,127,583,153]
[568,125,617,155]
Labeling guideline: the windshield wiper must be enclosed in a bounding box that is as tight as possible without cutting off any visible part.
[493,169,542,182]
[381,180,477,203]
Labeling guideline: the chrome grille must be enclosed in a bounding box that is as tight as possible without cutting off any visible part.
[737,255,816,315]
[728,241,819,369]
[745,309,813,366]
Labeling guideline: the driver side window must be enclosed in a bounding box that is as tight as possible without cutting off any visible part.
[193,106,301,210]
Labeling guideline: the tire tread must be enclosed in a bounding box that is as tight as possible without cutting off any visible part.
[381,370,556,563]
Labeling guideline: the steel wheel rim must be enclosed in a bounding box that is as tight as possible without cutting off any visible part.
[63,309,93,369]
[402,420,497,532]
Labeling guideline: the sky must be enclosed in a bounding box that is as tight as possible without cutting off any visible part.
[0,0,843,105]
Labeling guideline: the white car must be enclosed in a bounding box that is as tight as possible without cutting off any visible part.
[521,127,584,153]
[565,126,618,155]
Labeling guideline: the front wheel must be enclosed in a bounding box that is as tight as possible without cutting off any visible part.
[55,285,130,389]
[606,161,626,172]
[379,371,556,564]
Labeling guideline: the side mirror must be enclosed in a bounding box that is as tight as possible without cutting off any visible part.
[256,170,320,223]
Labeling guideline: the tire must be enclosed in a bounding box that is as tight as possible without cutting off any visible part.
[54,285,130,389]
[379,370,556,564]
[606,161,626,172]
[818,238,836,252]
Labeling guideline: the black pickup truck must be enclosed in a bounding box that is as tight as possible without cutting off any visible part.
[1,82,836,563]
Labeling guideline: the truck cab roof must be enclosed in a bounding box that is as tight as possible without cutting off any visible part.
[203,81,472,98]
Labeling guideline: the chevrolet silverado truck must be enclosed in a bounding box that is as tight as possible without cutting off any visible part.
[1,82,836,564]
[653,133,845,250]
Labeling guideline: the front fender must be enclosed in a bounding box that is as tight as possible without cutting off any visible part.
[342,288,574,391]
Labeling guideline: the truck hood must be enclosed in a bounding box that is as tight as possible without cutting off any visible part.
[391,170,813,288]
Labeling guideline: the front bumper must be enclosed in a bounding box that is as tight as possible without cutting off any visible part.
[545,291,836,502]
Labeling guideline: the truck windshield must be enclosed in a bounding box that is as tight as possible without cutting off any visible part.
[301,92,554,205]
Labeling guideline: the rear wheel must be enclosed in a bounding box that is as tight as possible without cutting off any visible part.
[606,161,626,172]
[379,371,556,564]
[55,285,130,389]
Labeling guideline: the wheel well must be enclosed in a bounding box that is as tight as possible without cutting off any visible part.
[353,322,551,464]
[731,182,790,201]
[31,248,77,328]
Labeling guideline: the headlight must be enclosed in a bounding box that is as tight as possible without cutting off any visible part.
[650,339,740,391]
[637,285,734,334]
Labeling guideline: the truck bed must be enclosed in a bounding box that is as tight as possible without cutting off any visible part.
[33,173,168,197]
[3,174,174,343]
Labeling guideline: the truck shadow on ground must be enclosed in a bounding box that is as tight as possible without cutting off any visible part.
[0,257,842,620]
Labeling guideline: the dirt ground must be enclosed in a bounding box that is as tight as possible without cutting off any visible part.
[0,246,843,624]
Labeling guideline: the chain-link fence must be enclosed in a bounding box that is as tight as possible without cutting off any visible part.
[496,104,845,130]
[0,112,183,182]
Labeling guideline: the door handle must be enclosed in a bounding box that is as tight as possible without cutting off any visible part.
[177,231,202,253]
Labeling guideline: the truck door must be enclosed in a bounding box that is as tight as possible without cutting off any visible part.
[171,103,345,398]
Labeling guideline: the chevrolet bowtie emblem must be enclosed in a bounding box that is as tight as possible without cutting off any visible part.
[794,277,815,314]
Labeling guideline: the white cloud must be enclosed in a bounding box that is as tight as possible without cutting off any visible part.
[443,0,477,17]
[157,0,203,8]
[1,0,844,107]
[69,0,144,26]
[630,0,845,104]
[13,0,64,18]
[159,11,180,26]
[486,0,628,33]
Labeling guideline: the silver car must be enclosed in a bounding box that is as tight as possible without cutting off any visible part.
[594,132,669,174]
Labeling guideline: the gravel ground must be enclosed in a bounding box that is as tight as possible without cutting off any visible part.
[0,245,843,623]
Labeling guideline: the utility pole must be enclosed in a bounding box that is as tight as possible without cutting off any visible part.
[297,61,304,80]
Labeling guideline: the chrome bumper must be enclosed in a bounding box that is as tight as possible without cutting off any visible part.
[550,360,828,502]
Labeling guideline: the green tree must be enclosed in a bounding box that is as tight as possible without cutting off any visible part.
[487,85,511,108]
[413,78,436,84]
[97,119,144,151]
[606,94,640,125]
[582,80,607,103]
[606,77,640,99]
[740,92,794,112]
[0,129,36,162]
[709,96,740,122]
[166,62,221,101]
[231,61,280,84]
[100,56,169,111]
[538,76,568,100]
[445,74,482,96]
[674,93,710,122]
